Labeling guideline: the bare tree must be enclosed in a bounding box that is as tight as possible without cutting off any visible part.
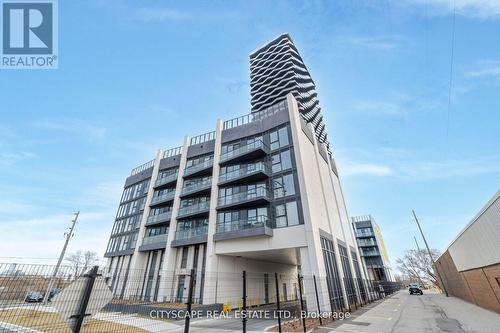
[396,248,441,287]
[65,251,83,277]
[65,251,98,277]
[82,251,98,273]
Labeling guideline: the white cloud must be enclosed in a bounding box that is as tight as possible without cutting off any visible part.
[33,120,107,142]
[406,0,500,20]
[336,35,405,51]
[354,101,405,116]
[465,60,500,78]
[0,151,36,166]
[135,8,192,22]
[342,162,395,176]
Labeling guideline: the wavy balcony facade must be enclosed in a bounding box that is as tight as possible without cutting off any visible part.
[250,34,330,152]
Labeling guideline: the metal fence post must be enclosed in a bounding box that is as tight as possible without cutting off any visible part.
[242,270,247,333]
[72,266,99,333]
[298,274,306,333]
[312,275,322,326]
[184,269,195,333]
[274,272,282,333]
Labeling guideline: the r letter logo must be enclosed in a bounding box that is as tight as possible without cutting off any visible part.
[1,0,58,69]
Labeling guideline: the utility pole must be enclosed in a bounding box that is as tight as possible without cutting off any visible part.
[414,236,421,252]
[412,210,448,297]
[412,236,425,287]
[43,211,80,303]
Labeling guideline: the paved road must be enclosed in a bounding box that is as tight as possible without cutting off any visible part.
[317,290,500,333]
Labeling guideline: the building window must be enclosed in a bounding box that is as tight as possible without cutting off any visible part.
[181,247,189,268]
[273,173,295,198]
[186,154,213,168]
[275,200,299,227]
[270,126,289,150]
[272,150,292,173]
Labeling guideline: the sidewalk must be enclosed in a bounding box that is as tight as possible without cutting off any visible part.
[428,293,500,332]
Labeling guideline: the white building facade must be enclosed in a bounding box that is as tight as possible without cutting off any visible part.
[104,35,366,313]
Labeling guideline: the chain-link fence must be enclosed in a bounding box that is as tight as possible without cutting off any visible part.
[0,263,402,332]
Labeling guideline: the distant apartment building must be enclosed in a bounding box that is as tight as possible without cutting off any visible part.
[435,190,500,314]
[352,215,393,281]
[104,34,366,312]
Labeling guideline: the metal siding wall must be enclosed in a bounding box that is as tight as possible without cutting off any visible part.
[449,195,500,272]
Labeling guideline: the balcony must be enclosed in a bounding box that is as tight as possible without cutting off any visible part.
[177,201,210,219]
[358,239,377,247]
[180,178,212,197]
[219,140,269,165]
[138,233,168,251]
[213,215,273,241]
[171,225,209,247]
[355,230,374,238]
[155,173,178,188]
[150,192,175,206]
[184,159,213,178]
[146,211,172,226]
[218,162,271,186]
[217,187,270,210]
[360,249,381,257]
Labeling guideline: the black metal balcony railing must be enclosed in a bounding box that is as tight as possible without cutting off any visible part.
[177,201,210,218]
[181,178,212,196]
[155,173,178,187]
[141,233,168,246]
[216,215,270,233]
[184,159,214,177]
[146,211,172,225]
[218,162,271,184]
[217,186,270,208]
[175,225,209,241]
[150,192,175,205]
[219,139,269,164]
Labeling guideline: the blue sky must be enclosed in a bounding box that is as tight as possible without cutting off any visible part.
[0,0,499,270]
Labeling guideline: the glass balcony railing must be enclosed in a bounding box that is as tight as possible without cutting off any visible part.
[220,140,269,164]
[361,249,380,257]
[150,192,175,205]
[358,239,377,247]
[177,201,210,218]
[218,162,270,184]
[181,178,212,196]
[146,211,172,225]
[142,233,168,246]
[355,230,374,237]
[216,215,270,233]
[175,225,209,241]
[184,159,214,177]
[217,186,270,208]
[155,173,178,187]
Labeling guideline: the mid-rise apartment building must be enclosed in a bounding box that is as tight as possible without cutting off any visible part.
[104,34,366,312]
[352,215,393,281]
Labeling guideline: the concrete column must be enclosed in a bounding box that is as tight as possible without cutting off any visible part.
[286,94,334,312]
[202,119,223,304]
[124,150,163,298]
[157,137,190,301]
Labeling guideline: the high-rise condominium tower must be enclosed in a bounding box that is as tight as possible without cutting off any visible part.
[104,34,365,313]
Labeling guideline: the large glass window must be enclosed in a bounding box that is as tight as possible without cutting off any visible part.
[273,173,295,198]
[186,154,213,168]
[275,201,300,227]
[270,126,289,150]
[272,150,292,173]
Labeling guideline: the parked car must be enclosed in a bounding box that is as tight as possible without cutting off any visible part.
[25,291,44,302]
[48,288,62,301]
[408,283,423,295]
